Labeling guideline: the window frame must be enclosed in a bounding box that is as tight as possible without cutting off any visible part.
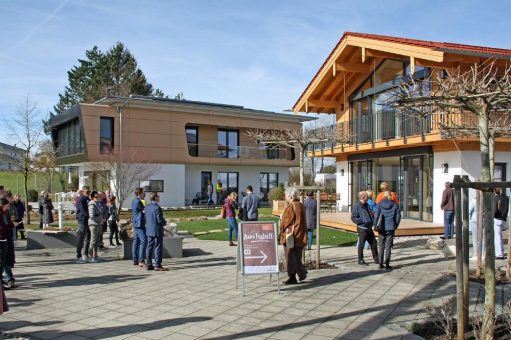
[217,129,239,159]
[99,117,115,154]
[186,126,199,157]
[140,180,164,193]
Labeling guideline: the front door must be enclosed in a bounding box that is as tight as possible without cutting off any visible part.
[402,156,421,219]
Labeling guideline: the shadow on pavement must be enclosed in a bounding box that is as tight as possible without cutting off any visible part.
[20,274,145,289]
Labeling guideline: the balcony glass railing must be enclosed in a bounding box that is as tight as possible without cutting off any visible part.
[187,144,294,160]
[310,112,480,152]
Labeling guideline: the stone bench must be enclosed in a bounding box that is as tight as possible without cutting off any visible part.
[27,230,78,250]
[122,236,184,259]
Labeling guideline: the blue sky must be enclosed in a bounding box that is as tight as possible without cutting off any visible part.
[0,0,510,143]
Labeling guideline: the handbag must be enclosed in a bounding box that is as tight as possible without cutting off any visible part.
[375,212,384,232]
[285,203,297,248]
[220,205,226,219]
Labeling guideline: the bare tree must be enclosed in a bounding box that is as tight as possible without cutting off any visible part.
[8,95,43,224]
[246,125,350,186]
[34,140,57,193]
[88,150,160,214]
[394,59,511,338]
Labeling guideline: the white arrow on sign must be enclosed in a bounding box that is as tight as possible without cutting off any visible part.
[245,250,268,264]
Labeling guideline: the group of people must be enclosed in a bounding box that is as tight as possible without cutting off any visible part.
[351,182,401,270]
[131,187,168,271]
[75,186,122,264]
[442,182,510,259]
[206,179,224,205]
[222,185,261,246]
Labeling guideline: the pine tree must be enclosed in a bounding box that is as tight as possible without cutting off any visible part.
[44,42,164,132]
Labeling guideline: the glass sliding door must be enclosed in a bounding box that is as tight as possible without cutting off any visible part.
[260,172,278,202]
[218,172,239,202]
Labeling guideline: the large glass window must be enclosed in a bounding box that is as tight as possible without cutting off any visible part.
[260,172,278,202]
[100,117,114,154]
[201,172,212,196]
[218,129,239,158]
[54,118,84,156]
[218,172,238,201]
[495,163,507,182]
[140,180,164,192]
[186,126,198,157]
[373,59,405,86]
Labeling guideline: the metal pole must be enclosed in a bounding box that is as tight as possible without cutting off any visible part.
[316,189,321,270]
[461,175,470,329]
[453,176,465,339]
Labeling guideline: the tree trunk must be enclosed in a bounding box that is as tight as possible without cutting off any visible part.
[24,174,30,224]
[453,182,465,339]
[299,148,304,187]
[461,183,470,331]
[479,114,495,338]
[476,190,483,278]
[508,194,511,279]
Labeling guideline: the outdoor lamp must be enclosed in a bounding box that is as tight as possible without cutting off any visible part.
[442,163,449,174]
[340,169,345,176]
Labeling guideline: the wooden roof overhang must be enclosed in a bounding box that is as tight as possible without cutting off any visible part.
[293,32,511,114]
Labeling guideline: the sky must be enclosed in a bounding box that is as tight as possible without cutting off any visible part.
[1,0,510,143]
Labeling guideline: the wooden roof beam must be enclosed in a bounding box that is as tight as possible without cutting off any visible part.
[335,62,371,73]
[365,49,403,59]
[308,99,339,109]
[416,59,460,69]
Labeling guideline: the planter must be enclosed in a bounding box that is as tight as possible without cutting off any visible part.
[27,230,78,249]
[272,200,286,216]
[122,236,184,260]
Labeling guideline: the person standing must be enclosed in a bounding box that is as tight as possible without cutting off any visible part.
[88,191,103,262]
[207,181,214,205]
[108,196,121,247]
[440,182,455,239]
[304,191,317,251]
[374,191,401,270]
[279,188,308,284]
[224,192,238,246]
[97,193,109,249]
[351,191,378,265]
[76,186,91,263]
[216,179,223,205]
[375,182,399,205]
[12,194,25,240]
[241,186,260,221]
[494,188,509,260]
[145,192,167,271]
[40,192,54,229]
[0,198,10,311]
[132,188,147,267]
[1,197,16,289]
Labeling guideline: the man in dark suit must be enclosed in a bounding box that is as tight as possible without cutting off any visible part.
[132,188,147,267]
[145,192,167,271]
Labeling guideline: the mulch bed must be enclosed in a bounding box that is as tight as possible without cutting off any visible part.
[412,317,511,339]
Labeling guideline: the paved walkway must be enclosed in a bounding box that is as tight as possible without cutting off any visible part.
[0,235,509,339]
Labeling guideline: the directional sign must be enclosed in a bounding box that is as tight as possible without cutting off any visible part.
[239,221,278,275]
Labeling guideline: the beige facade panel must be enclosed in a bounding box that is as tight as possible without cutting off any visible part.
[126,118,172,135]
[129,132,172,148]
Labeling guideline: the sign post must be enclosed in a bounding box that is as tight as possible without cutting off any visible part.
[236,221,279,296]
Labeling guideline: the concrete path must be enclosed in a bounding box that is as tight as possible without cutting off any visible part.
[0,235,509,339]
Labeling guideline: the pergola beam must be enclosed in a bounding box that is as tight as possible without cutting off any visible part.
[335,62,371,73]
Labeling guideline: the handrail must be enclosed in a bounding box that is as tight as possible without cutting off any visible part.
[186,143,294,160]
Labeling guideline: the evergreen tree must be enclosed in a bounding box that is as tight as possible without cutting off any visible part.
[45,42,164,132]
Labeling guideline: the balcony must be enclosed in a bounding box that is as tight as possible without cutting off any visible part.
[187,143,294,161]
[310,111,480,153]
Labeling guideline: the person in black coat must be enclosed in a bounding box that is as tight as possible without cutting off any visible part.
[494,188,509,259]
[374,191,401,270]
[351,191,378,265]
[304,191,317,250]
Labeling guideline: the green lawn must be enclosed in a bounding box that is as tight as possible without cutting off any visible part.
[0,171,67,199]
[176,217,357,246]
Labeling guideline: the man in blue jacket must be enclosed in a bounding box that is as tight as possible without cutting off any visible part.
[76,186,91,263]
[145,192,167,271]
[351,191,378,265]
[132,188,147,267]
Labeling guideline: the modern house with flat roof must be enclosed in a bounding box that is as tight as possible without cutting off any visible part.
[0,142,25,171]
[49,96,314,208]
[293,32,511,224]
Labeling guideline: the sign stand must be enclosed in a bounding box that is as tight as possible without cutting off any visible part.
[235,221,280,296]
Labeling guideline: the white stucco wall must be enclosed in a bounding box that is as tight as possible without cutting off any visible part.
[184,164,290,204]
[336,160,349,211]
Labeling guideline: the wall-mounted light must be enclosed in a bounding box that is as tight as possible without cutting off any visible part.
[340,169,345,176]
[442,163,449,174]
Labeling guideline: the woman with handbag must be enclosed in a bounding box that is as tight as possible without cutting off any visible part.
[279,188,308,285]
[374,191,401,270]
[223,192,238,246]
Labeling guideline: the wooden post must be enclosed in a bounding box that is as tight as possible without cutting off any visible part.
[453,176,465,339]
[316,189,321,270]
[476,190,482,278]
[461,176,470,329]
